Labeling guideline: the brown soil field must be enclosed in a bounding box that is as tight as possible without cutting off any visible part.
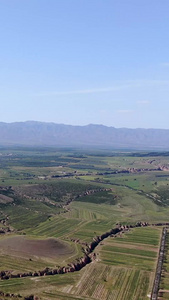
[0,236,74,258]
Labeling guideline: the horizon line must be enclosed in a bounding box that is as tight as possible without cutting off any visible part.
[0,120,169,131]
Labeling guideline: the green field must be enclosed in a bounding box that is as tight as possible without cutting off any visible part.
[0,148,169,299]
[0,227,160,300]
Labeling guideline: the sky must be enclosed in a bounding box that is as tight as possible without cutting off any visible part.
[0,0,169,129]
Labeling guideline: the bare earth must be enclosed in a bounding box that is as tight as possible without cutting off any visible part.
[0,236,73,258]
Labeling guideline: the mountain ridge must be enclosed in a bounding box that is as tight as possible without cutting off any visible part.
[0,121,169,149]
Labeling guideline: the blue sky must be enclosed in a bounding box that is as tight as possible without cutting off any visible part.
[0,0,169,128]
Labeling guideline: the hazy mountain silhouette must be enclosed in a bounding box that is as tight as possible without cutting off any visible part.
[0,121,169,149]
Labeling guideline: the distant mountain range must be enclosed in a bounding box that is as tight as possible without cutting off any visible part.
[0,121,169,150]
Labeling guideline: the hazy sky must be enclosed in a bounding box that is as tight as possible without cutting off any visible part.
[0,0,169,128]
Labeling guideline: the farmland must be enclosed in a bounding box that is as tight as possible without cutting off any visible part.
[0,147,169,299]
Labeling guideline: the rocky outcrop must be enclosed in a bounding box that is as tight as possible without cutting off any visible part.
[0,290,21,298]
[75,188,113,200]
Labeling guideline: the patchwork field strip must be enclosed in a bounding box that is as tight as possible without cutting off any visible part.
[37,226,161,300]
[0,224,163,299]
